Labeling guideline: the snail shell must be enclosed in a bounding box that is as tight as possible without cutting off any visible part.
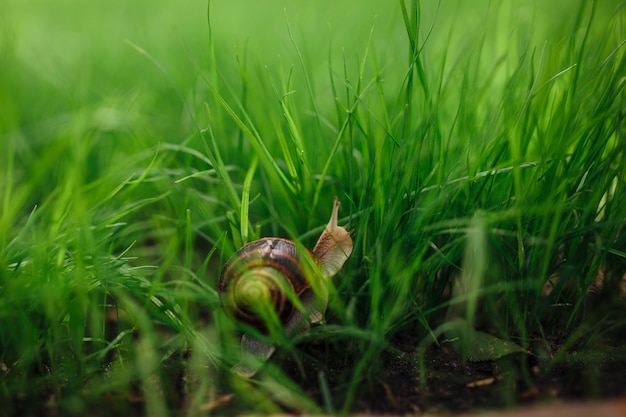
[218,238,317,332]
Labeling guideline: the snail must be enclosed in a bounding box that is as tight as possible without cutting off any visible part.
[219,196,353,377]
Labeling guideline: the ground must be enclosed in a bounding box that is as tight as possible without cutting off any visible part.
[203,294,626,415]
[8,281,626,416]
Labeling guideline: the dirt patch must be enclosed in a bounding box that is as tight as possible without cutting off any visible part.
[264,328,626,415]
[245,294,626,415]
[8,290,626,416]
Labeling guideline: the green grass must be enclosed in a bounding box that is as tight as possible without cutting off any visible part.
[1,0,625,415]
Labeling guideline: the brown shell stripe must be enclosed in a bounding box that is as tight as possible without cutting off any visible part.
[220,239,310,294]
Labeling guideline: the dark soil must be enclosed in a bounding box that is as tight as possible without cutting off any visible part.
[14,331,626,417]
[267,329,626,415]
[7,293,626,416]
[212,293,626,415]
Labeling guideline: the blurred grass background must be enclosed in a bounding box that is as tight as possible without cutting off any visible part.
[1,0,625,415]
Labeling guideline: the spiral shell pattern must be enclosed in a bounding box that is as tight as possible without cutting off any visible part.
[219,238,315,330]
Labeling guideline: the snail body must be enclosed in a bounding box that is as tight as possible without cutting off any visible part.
[219,197,353,377]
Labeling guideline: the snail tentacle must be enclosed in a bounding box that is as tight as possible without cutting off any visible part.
[313,196,354,278]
